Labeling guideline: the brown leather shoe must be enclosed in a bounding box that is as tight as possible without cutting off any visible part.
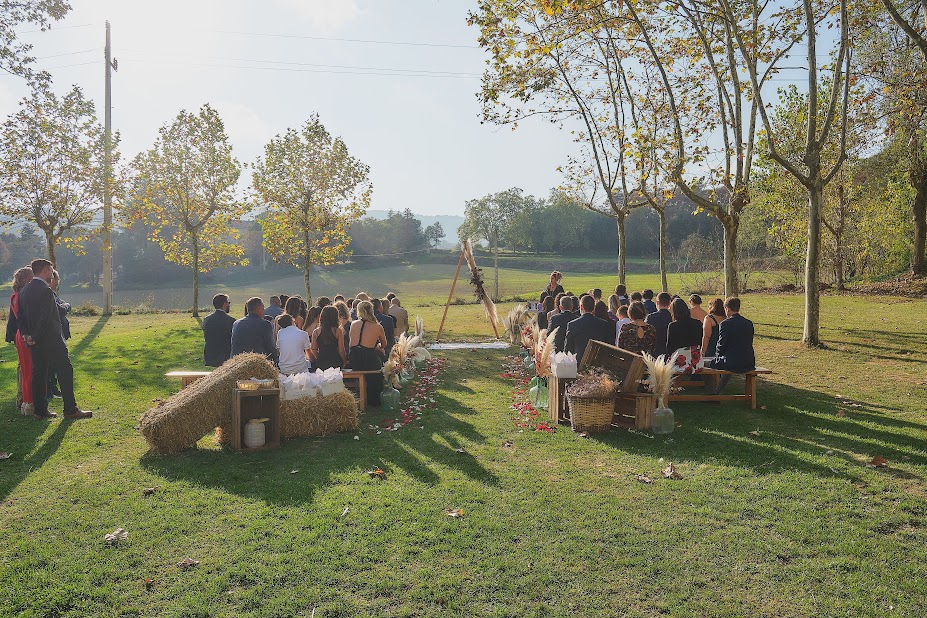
[33,412,58,420]
[64,410,93,420]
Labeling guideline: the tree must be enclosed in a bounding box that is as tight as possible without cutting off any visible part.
[458,187,528,301]
[0,1,70,78]
[0,84,114,265]
[129,104,247,317]
[252,114,371,303]
[424,221,445,248]
[740,0,853,345]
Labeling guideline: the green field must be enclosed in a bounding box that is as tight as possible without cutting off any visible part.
[2,277,927,616]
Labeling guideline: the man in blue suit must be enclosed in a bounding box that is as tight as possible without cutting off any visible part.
[231,297,278,365]
[645,292,673,357]
[565,295,614,363]
[707,297,755,394]
[548,295,578,352]
[203,293,236,367]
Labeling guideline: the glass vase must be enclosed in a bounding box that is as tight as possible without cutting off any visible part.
[652,406,675,434]
[381,386,401,412]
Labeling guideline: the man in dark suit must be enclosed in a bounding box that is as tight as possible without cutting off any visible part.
[707,297,755,394]
[231,297,278,364]
[642,289,658,314]
[45,269,71,398]
[17,259,91,421]
[565,295,614,363]
[202,293,236,367]
[373,298,395,354]
[645,292,673,357]
[548,295,578,352]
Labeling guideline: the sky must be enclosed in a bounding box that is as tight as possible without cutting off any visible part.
[2,0,577,216]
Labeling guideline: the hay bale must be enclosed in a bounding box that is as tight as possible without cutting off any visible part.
[141,353,277,454]
[279,390,358,439]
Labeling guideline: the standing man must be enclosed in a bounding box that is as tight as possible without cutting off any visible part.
[202,293,235,367]
[46,269,71,398]
[17,259,92,421]
[388,297,409,337]
[231,297,278,364]
[645,292,673,358]
[264,296,284,319]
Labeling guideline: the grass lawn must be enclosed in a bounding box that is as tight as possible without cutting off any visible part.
[1,290,926,617]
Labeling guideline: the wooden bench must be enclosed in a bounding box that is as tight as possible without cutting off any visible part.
[669,367,772,409]
[342,370,384,412]
[165,371,212,389]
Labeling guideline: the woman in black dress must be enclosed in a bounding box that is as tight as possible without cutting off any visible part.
[666,297,703,355]
[539,271,564,304]
[311,306,347,370]
[349,301,387,406]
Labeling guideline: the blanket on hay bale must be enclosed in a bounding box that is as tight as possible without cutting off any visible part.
[140,354,277,454]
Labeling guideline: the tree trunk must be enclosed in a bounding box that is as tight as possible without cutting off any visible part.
[658,208,668,293]
[803,183,824,346]
[304,227,313,304]
[721,217,739,297]
[616,214,627,286]
[912,165,927,277]
[834,185,846,291]
[192,238,200,317]
[493,238,500,302]
[45,231,57,267]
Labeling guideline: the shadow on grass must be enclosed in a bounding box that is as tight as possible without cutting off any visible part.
[589,377,927,480]
[0,416,71,501]
[140,389,498,505]
[68,315,110,357]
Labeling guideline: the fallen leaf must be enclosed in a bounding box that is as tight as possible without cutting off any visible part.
[634,474,654,484]
[104,528,128,544]
[176,558,199,569]
[353,435,360,440]
[749,430,761,437]
[836,409,847,417]
[144,579,153,590]
[866,456,888,469]
[290,469,299,474]
[578,431,589,438]
[367,468,386,479]
[662,463,683,480]
[142,487,157,496]
[0,452,11,460]
[341,507,350,517]
[760,405,768,410]
[446,508,465,518]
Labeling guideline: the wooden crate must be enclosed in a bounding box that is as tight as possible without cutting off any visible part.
[579,340,646,392]
[548,375,576,424]
[231,387,281,452]
[612,392,657,429]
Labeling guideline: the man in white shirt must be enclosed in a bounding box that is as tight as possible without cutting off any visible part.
[275,314,310,374]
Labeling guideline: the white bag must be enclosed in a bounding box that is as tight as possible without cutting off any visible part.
[550,352,578,378]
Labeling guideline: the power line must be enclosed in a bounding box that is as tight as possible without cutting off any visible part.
[19,23,96,34]
[35,48,98,60]
[207,28,479,49]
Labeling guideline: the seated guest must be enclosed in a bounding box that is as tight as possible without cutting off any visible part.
[302,305,322,342]
[310,306,347,370]
[642,289,657,314]
[617,301,656,356]
[593,300,610,322]
[538,296,553,331]
[232,297,278,364]
[607,294,621,322]
[349,301,388,405]
[570,295,580,314]
[540,271,564,304]
[276,314,311,374]
[386,292,397,303]
[614,305,631,345]
[666,297,703,355]
[592,288,603,302]
[317,296,332,308]
[630,291,643,303]
[702,297,726,356]
[278,294,290,312]
[707,297,755,394]
[202,293,235,367]
[689,294,708,322]
[645,292,673,357]
[614,284,629,306]
[388,297,410,336]
[547,292,565,324]
[264,296,284,318]
[548,296,576,352]
[333,294,345,303]
[372,298,395,353]
[565,295,614,362]
[278,297,305,334]
[334,301,352,360]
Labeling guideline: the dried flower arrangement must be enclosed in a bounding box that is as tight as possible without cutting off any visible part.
[565,368,620,399]
[535,327,557,378]
[462,239,499,329]
[502,304,531,344]
[641,353,674,408]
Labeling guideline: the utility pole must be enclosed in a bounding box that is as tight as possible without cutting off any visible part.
[103,21,117,314]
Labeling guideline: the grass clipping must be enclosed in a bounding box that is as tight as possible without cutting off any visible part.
[140,353,277,454]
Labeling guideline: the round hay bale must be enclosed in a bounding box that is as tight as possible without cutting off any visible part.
[141,353,277,454]
[279,390,359,439]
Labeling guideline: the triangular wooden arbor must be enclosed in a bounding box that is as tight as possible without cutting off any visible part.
[435,240,500,343]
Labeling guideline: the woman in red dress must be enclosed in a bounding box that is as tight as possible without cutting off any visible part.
[9,267,34,414]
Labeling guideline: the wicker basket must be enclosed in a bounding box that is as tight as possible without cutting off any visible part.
[566,395,615,433]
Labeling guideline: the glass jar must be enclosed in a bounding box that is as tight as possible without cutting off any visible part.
[381,386,401,412]
[652,406,675,434]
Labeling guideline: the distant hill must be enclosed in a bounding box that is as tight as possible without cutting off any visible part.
[365,210,464,247]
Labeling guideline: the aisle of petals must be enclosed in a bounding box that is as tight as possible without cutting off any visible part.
[369,358,448,434]
[502,355,556,433]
